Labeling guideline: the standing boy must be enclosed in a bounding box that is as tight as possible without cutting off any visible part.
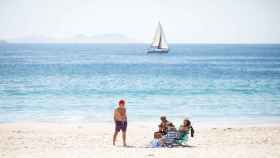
[113,99,127,146]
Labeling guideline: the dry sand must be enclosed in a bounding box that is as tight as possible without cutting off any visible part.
[0,122,280,158]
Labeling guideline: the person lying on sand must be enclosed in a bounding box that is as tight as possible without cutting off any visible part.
[113,99,127,146]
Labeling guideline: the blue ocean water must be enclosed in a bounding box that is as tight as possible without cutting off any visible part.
[0,43,280,123]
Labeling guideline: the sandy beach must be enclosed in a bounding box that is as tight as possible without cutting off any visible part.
[0,122,279,158]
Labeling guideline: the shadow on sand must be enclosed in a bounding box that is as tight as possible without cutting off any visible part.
[114,144,196,148]
[138,144,197,149]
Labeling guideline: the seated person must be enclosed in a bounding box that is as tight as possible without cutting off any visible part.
[160,122,178,146]
[179,118,194,137]
[158,116,170,136]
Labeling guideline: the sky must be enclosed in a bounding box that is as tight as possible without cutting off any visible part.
[0,0,280,43]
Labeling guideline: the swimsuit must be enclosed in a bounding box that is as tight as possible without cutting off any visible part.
[115,121,127,132]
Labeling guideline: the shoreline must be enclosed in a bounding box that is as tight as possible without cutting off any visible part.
[1,116,279,128]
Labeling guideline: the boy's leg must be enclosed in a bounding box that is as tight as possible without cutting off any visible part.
[122,131,127,146]
[113,131,118,145]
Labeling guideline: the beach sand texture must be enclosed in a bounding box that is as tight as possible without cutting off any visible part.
[0,123,280,158]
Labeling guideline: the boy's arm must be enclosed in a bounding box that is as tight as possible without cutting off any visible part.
[125,109,127,121]
[113,109,117,121]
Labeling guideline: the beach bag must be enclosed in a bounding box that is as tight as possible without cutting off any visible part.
[151,139,161,148]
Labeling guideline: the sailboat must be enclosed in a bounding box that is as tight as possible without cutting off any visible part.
[147,22,169,53]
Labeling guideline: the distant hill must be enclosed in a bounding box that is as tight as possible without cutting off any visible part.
[67,34,138,43]
[8,35,53,43]
[0,40,8,44]
[7,34,139,43]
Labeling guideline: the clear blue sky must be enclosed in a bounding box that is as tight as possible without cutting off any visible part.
[0,0,280,43]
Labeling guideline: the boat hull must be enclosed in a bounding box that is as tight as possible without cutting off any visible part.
[147,49,169,54]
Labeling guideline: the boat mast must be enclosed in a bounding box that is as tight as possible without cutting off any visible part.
[158,31,162,49]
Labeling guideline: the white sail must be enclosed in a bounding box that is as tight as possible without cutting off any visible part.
[151,22,168,49]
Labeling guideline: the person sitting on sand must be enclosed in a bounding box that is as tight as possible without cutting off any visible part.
[158,116,170,136]
[158,122,177,146]
[179,118,194,138]
[113,99,127,146]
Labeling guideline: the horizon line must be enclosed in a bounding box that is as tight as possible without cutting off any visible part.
[2,42,280,45]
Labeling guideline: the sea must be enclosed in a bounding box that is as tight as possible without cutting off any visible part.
[0,43,280,124]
